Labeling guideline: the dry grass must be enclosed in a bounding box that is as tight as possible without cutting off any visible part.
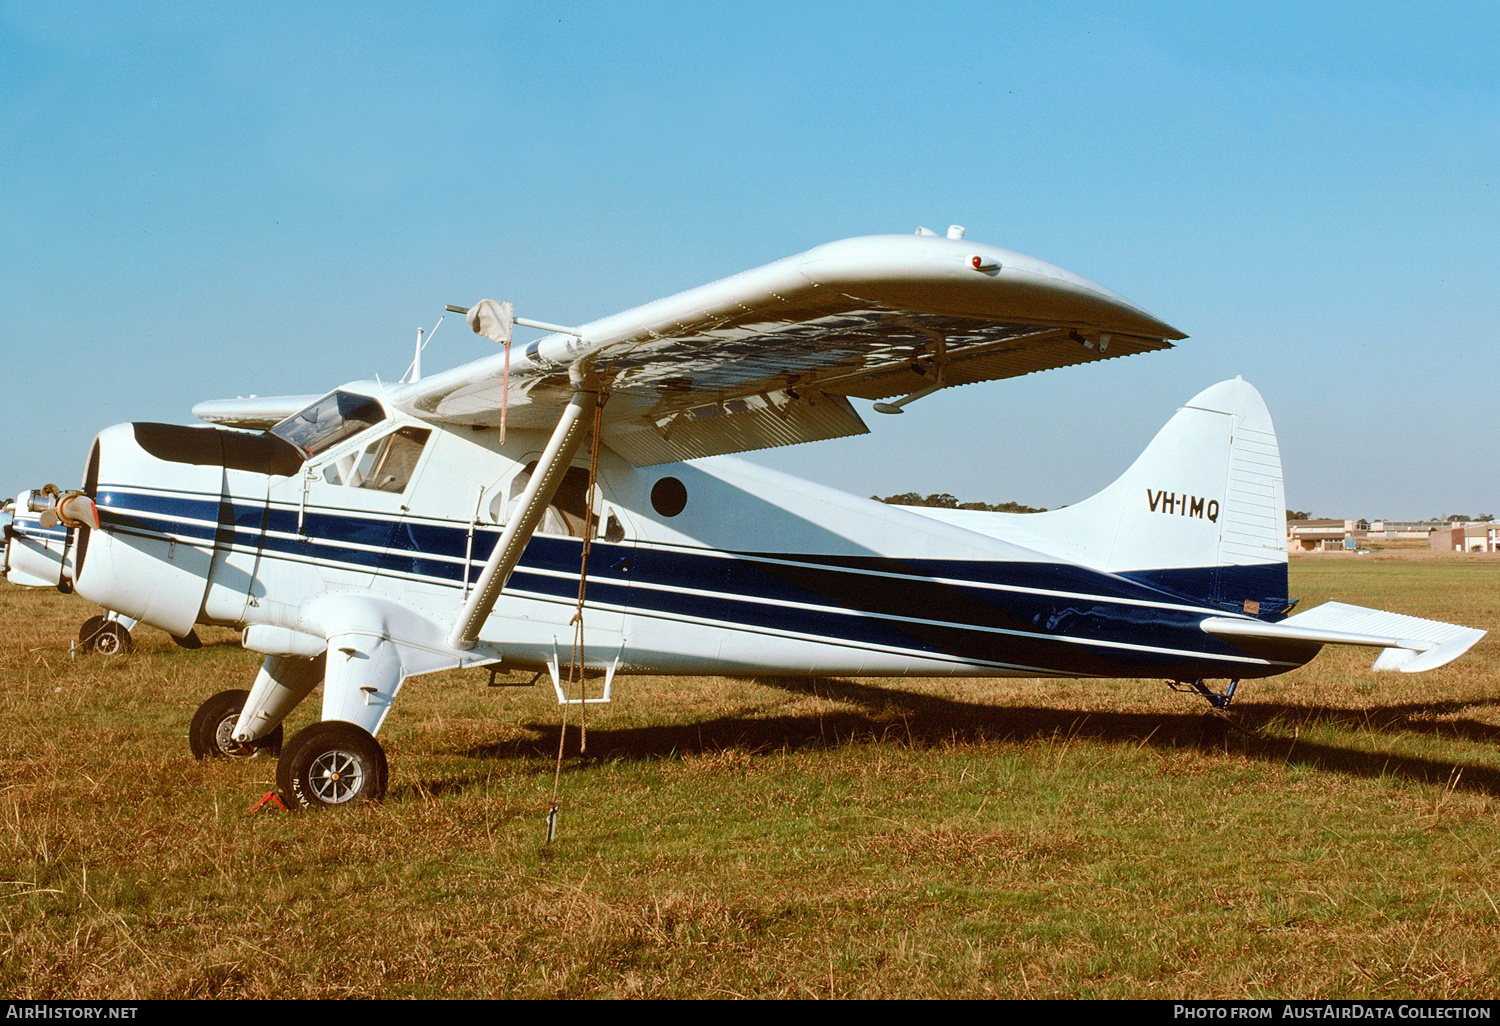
[2,553,1499,998]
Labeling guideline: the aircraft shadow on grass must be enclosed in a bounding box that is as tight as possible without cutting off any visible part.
[451,676,1500,799]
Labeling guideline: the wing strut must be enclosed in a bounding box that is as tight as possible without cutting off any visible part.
[447,390,599,651]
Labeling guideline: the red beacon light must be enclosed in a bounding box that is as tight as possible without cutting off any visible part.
[970,254,1001,273]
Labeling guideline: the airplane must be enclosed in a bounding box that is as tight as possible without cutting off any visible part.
[0,492,197,655]
[2,227,1484,809]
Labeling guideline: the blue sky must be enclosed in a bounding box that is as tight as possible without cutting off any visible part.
[3,2,1496,519]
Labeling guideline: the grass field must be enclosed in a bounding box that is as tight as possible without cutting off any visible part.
[2,553,1499,999]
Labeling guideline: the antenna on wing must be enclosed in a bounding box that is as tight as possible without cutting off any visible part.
[401,315,444,384]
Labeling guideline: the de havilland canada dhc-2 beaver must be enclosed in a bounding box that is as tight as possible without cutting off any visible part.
[1,228,1485,809]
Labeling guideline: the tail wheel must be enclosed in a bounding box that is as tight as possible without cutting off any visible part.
[79,616,132,656]
[189,688,283,760]
[277,721,388,810]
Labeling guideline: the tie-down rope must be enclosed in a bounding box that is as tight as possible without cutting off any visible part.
[548,396,605,838]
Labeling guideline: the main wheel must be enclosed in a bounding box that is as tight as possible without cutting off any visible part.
[189,689,283,760]
[79,617,132,656]
[276,721,388,810]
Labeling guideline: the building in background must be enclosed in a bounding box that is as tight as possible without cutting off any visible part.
[1287,519,1363,553]
[1286,519,1497,554]
[1368,520,1449,540]
[1428,523,1500,554]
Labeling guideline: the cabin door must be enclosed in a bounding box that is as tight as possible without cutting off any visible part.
[476,455,633,672]
[268,425,435,590]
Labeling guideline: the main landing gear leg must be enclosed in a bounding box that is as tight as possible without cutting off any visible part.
[229,654,327,748]
[278,632,403,810]
[192,653,328,760]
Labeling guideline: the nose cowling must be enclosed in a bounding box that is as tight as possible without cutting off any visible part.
[73,423,231,637]
[3,488,74,589]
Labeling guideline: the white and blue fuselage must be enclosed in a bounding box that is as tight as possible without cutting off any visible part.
[55,384,1307,688]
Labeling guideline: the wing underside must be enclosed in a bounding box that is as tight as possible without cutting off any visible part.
[390,234,1185,465]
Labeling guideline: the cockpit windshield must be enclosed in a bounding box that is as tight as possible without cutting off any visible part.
[269,391,386,457]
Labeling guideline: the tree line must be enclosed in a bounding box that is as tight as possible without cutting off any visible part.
[1285,510,1494,523]
[872,492,1047,514]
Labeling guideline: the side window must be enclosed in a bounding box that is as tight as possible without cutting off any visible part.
[319,427,430,493]
[548,465,593,537]
[501,462,625,540]
[603,510,625,543]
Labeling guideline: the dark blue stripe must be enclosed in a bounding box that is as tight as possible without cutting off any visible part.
[98,489,220,522]
[98,508,217,541]
[12,524,68,541]
[92,488,1300,678]
[1124,564,1293,618]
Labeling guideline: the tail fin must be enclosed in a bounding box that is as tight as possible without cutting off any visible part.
[1016,378,1290,613]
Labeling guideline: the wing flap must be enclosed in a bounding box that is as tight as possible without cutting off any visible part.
[605,389,867,466]
[823,329,1170,401]
[1201,600,1485,674]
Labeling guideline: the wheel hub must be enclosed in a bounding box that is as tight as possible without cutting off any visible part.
[309,750,364,804]
[214,714,257,758]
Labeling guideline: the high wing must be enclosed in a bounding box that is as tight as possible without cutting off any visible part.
[384,233,1186,466]
[194,394,322,430]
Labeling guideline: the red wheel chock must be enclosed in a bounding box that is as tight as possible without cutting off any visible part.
[248,790,288,814]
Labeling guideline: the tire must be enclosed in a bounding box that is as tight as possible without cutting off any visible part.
[80,617,132,656]
[189,688,283,760]
[276,721,388,810]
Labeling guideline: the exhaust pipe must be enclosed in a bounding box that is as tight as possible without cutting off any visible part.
[31,485,99,530]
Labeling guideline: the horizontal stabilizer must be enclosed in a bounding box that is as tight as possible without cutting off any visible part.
[1201,600,1485,674]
